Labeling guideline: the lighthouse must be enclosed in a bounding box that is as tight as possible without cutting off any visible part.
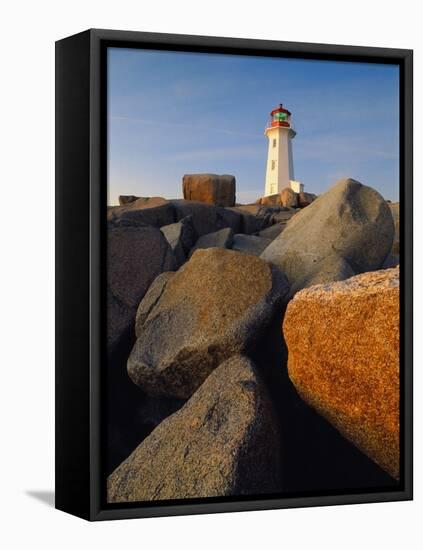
[264,104,303,196]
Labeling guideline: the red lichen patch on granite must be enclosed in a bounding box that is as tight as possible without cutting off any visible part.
[283,267,400,479]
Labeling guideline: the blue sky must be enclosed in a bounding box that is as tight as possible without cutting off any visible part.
[108,47,399,205]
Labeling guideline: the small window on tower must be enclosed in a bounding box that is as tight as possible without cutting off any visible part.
[274,111,287,122]
[271,160,276,170]
[272,138,277,148]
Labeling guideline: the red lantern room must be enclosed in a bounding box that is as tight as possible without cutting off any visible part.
[267,104,291,128]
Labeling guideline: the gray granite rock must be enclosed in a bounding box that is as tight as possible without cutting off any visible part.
[258,223,285,240]
[107,224,176,355]
[261,178,394,293]
[190,227,234,255]
[160,215,197,267]
[108,197,175,228]
[128,248,290,398]
[108,355,282,502]
[232,234,272,256]
[170,199,242,236]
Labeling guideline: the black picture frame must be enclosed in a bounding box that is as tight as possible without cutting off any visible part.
[55,28,413,521]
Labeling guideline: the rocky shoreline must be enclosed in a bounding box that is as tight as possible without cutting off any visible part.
[106,174,400,502]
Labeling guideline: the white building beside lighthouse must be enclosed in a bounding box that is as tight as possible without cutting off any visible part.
[264,104,304,196]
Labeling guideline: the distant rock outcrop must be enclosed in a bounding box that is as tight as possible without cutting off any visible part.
[232,204,265,215]
[260,193,283,206]
[256,189,316,209]
[230,204,295,234]
[128,248,290,399]
[227,206,269,234]
[280,187,298,208]
[108,197,175,228]
[258,223,285,240]
[160,215,197,267]
[283,267,400,479]
[108,355,282,502]
[118,195,140,205]
[298,191,317,208]
[261,178,394,293]
[268,209,298,225]
[170,199,242,237]
[190,227,234,255]
[183,173,236,207]
[232,234,272,256]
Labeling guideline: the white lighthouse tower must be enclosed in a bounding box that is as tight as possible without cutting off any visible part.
[264,104,303,196]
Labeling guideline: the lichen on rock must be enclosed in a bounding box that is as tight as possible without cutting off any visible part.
[283,267,400,479]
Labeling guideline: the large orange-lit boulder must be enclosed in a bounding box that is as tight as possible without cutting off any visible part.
[183,173,236,207]
[283,267,400,479]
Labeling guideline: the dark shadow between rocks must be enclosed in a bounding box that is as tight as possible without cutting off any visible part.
[106,325,185,475]
[250,306,397,495]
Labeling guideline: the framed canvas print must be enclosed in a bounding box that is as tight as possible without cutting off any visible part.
[55,29,413,521]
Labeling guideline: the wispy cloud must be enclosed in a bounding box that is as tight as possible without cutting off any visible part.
[170,74,238,100]
[110,115,262,139]
[168,145,264,162]
[295,134,399,162]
